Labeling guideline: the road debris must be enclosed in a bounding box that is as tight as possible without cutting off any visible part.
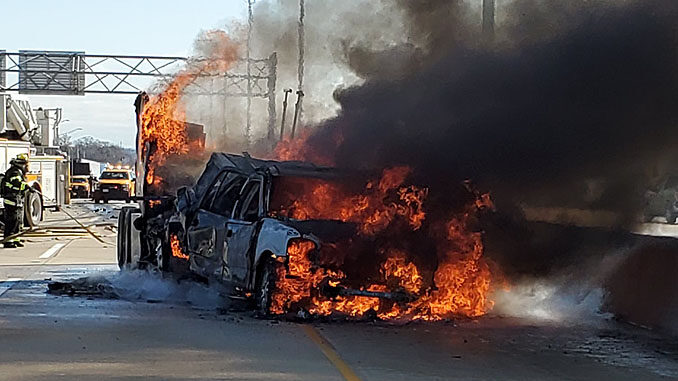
[48,276,117,298]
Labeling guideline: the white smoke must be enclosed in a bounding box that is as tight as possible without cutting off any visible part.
[492,252,626,324]
[106,270,226,310]
[492,279,611,323]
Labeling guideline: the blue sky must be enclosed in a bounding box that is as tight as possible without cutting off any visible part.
[2,0,247,147]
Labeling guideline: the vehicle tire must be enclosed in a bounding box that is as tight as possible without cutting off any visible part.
[94,198,100,204]
[125,198,131,203]
[256,259,278,316]
[103,198,109,204]
[156,236,172,272]
[666,209,677,224]
[117,208,129,269]
[24,191,42,228]
[124,208,142,269]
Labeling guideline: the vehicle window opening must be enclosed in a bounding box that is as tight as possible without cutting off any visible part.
[201,171,229,210]
[236,180,261,222]
[210,173,246,216]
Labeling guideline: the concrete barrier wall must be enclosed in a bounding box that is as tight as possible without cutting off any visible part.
[604,242,678,334]
[484,216,678,334]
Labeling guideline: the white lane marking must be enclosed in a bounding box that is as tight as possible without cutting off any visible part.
[38,243,66,259]
[0,277,22,297]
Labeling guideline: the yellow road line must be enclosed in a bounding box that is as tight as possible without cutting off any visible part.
[303,325,363,381]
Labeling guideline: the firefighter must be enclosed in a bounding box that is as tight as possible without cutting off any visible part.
[2,154,29,248]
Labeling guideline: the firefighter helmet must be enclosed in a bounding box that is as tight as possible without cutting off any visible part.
[11,153,29,166]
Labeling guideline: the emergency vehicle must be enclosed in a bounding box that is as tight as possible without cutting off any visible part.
[69,175,91,198]
[0,94,69,226]
[93,166,135,203]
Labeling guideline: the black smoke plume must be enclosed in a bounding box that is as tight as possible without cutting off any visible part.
[299,0,678,220]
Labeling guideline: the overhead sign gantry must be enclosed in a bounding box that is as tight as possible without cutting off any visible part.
[0,50,278,141]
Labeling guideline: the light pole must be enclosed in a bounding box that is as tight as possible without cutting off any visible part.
[61,128,83,159]
[55,119,71,142]
[62,127,84,142]
[482,0,495,41]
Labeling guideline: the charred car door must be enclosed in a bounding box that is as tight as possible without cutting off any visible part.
[224,175,264,285]
[186,171,243,278]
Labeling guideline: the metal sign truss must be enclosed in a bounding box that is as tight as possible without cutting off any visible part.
[0,50,278,141]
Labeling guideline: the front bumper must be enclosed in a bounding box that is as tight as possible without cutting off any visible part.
[94,187,129,200]
[70,187,89,197]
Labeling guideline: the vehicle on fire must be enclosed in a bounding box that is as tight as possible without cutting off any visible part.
[644,175,678,223]
[117,152,404,314]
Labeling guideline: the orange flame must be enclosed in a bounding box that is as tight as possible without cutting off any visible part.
[140,30,238,187]
[380,253,423,294]
[170,235,189,260]
[273,129,341,166]
[268,160,494,320]
[270,239,344,315]
[274,166,428,236]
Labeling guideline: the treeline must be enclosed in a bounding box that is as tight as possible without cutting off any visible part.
[59,136,135,165]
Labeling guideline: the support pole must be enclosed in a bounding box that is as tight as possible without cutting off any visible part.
[267,52,277,142]
[246,0,255,148]
[482,0,495,41]
[280,88,292,141]
[290,90,304,139]
[296,0,305,129]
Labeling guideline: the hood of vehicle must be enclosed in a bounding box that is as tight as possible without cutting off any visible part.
[99,179,130,184]
[282,219,356,243]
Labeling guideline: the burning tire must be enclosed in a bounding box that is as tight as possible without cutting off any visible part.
[256,259,277,316]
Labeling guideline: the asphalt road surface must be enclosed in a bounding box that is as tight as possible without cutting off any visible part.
[0,201,676,380]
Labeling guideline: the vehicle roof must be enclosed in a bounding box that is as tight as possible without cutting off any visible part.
[208,152,339,178]
[191,152,341,204]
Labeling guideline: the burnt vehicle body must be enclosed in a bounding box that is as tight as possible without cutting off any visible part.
[118,152,361,311]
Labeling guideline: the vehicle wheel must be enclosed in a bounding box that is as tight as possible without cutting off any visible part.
[125,198,131,203]
[124,208,142,269]
[117,208,129,269]
[24,191,43,228]
[256,259,278,316]
[666,209,677,224]
[154,236,172,272]
[94,198,100,204]
[103,198,109,204]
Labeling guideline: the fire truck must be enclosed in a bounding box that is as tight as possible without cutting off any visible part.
[0,94,69,226]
